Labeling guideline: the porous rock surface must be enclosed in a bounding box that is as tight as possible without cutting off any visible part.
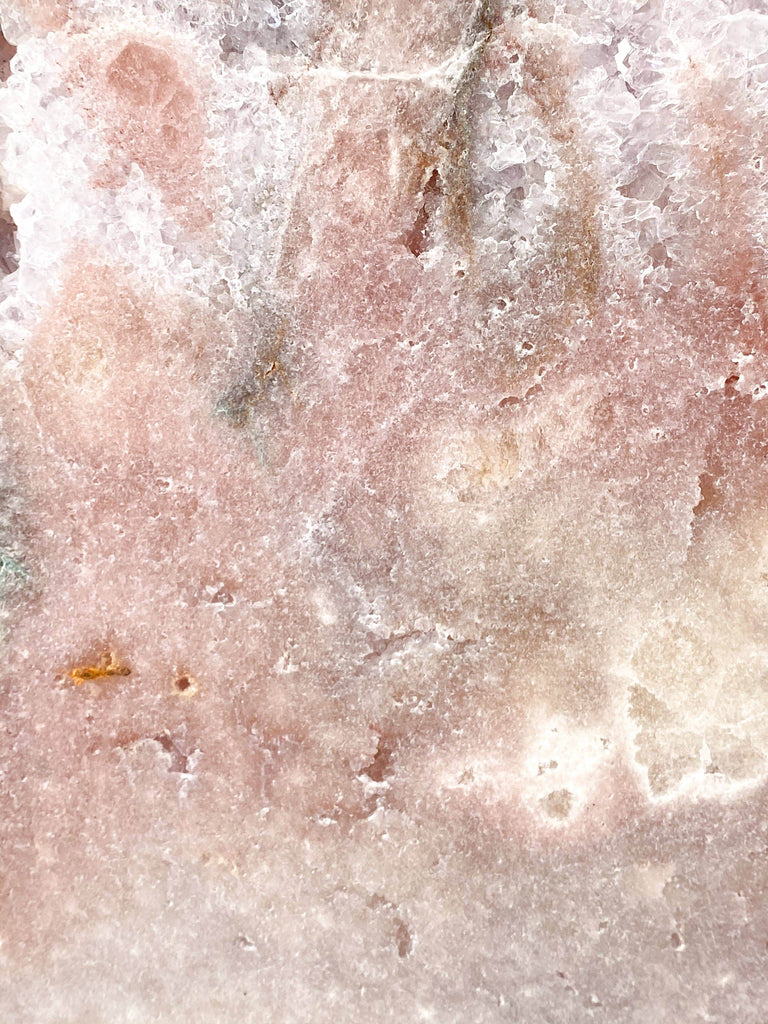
[1,0,768,1020]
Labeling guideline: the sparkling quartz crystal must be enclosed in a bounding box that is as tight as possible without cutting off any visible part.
[1,0,768,1021]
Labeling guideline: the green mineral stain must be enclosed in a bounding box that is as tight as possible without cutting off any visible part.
[0,551,27,586]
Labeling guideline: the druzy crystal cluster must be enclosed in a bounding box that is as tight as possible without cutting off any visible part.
[1,0,768,1020]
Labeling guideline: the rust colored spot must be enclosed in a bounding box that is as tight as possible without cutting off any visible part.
[362,735,395,782]
[69,652,131,684]
[395,918,412,958]
[693,471,720,517]
[403,168,443,257]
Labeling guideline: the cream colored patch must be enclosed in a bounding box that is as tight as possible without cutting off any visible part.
[519,714,613,825]
[627,515,768,797]
[427,377,603,513]
[622,862,676,903]
[438,713,613,828]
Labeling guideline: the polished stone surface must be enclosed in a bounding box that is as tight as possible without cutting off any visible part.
[1,0,768,1020]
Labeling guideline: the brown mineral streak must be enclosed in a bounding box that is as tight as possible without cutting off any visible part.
[434,0,501,256]
[519,29,602,316]
[278,4,498,285]
[217,318,298,427]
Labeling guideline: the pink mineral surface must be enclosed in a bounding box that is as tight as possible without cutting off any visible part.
[1,0,768,1021]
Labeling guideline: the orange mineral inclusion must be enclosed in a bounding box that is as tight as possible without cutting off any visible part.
[68,652,131,684]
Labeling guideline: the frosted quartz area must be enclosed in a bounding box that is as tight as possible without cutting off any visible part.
[1,0,768,1019]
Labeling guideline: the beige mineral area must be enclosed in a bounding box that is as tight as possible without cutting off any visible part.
[1,0,768,1021]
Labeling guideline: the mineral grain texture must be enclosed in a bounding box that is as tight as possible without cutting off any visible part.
[0,0,767,1021]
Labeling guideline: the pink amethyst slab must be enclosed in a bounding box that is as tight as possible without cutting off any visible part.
[1,0,768,1021]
